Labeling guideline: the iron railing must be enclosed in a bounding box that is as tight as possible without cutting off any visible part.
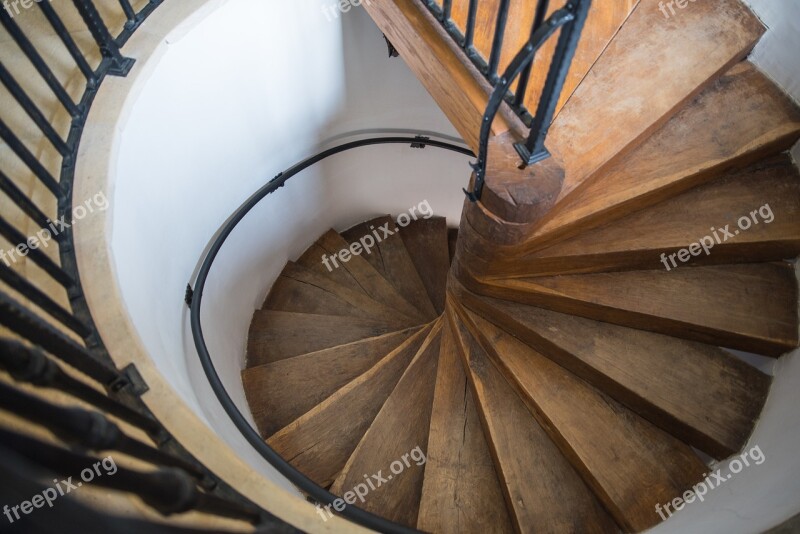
[188,135,474,534]
[0,1,294,531]
[422,0,592,200]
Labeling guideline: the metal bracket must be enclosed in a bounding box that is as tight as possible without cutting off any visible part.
[411,135,430,149]
[108,363,149,395]
[184,284,193,307]
[383,35,399,58]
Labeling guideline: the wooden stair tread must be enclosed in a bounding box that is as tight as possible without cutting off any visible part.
[247,311,406,367]
[399,216,450,314]
[479,263,799,356]
[457,304,707,532]
[263,261,419,327]
[511,154,800,276]
[456,283,772,458]
[524,61,800,253]
[417,320,514,534]
[342,216,438,319]
[242,327,422,438]
[297,229,428,323]
[296,242,366,295]
[330,321,443,527]
[447,305,620,533]
[266,324,434,487]
[548,0,765,202]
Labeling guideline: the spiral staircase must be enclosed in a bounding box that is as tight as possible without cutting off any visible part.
[239,0,800,532]
[1,0,800,532]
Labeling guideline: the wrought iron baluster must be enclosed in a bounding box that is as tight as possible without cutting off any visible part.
[487,0,511,81]
[0,8,81,117]
[37,0,98,87]
[514,0,551,107]
[72,0,135,76]
[515,0,592,166]
[0,340,161,434]
[0,290,121,386]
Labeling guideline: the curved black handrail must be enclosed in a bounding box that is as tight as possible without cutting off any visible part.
[189,136,473,534]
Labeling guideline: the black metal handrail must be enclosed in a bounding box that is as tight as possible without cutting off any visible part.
[188,135,474,534]
[0,0,293,530]
[422,0,592,200]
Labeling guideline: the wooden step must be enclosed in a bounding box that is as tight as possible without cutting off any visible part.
[329,322,443,527]
[399,216,450,314]
[522,61,800,254]
[247,311,407,367]
[242,327,422,437]
[507,154,800,276]
[417,320,514,534]
[447,0,638,118]
[477,263,798,356]
[455,284,772,459]
[447,305,620,533]
[263,261,419,327]
[455,303,707,532]
[296,229,428,323]
[547,0,765,203]
[342,216,438,319]
[266,324,434,487]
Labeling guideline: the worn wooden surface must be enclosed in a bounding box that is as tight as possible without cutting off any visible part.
[243,327,421,438]
[460,305,706,532]
[448,304,619,533]
[417,321,514,533]
[456,282,772,458]
[266,324,433,487]
[331,322,443,527]
[477,263,799,356]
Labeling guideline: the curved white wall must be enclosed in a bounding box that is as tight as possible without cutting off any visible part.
[111,0,467,490]
[109,0,800,530]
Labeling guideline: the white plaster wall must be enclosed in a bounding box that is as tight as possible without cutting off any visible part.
[111,0,466,490]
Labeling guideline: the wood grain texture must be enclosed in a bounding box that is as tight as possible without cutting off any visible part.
[455,282,772,459]
[299,229,428,323]
[447,305,620,533]
[523,62,800,254]
[477,263,799,356]
[503,154,800,276]
[263,261,419,327]
[548,0,765,201]
[417,321,514,534]
[267,324,434,487]
[247,311,405,367]
[399,217,450,314]
[242,327,422,438]
[297,242,366,296]
[330,322,443,527]
[457,304,707,532]
[342,216,438,319]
